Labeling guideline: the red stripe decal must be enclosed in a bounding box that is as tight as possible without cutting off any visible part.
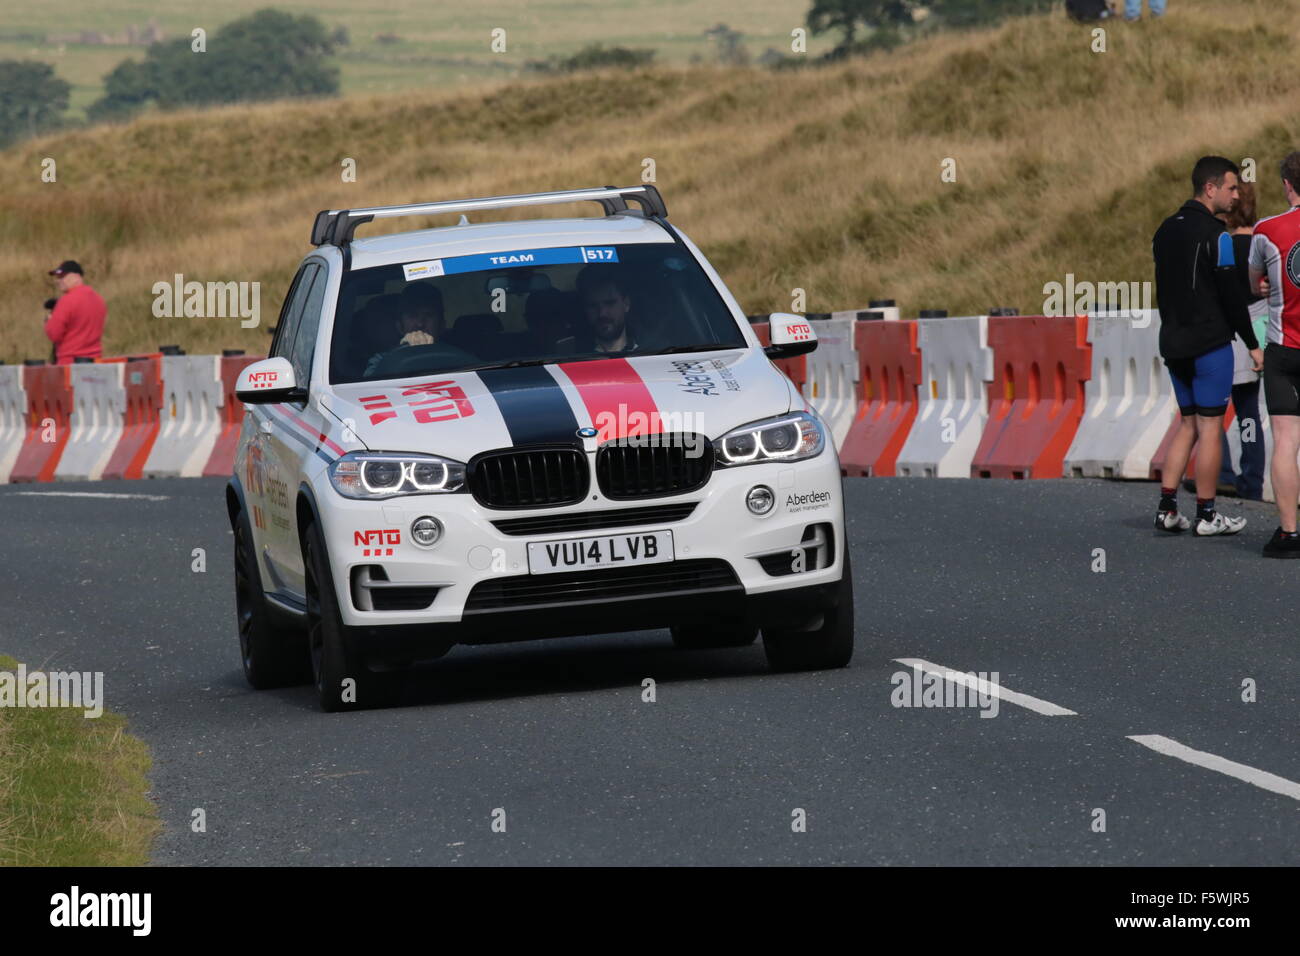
[558,359,661,443]
[271,406,346,456]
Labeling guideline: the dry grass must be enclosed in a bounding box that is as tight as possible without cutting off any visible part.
[0,655,158,866]
[2,0,1299,362]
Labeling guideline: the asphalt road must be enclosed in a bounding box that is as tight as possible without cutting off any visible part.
[1,477,1296,866]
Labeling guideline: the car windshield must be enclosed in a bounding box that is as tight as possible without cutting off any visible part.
[328,241,747,384]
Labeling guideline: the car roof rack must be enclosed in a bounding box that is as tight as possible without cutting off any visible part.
[310,185,667,247]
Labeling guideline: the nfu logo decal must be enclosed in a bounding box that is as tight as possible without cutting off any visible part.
[247,370,279,389]
[355,529,400,557]
[783,323,812,341]
[360,380,475,425]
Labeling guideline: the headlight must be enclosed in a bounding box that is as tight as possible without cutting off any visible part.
[712,411,825,467]
[329,452,466,499]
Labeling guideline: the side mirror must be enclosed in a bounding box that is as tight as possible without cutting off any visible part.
[235,357,303,404]
[764,313,818,359]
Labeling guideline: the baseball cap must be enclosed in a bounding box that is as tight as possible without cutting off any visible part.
[48,260,83,277]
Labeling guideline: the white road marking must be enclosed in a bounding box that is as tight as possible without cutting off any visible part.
[893,657,1078,716]
[12,491,170,501]
[1128,734,1300,802]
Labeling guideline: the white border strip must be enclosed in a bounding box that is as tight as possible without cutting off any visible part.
[1128,734,1300,801]
[894,657,1078,716]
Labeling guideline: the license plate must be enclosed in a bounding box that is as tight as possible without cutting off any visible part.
[527,530,674,575]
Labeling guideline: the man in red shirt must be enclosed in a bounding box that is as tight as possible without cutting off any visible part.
[1249,152,1300,556]
[45,260,106,364]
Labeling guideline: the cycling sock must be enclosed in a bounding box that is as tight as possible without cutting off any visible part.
[1159,487,1177,512]
[1197,497,1215,522]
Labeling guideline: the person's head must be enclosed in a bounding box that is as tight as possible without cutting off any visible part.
[1191,156,1241,215]
[397,283,444,337]
[48,260,84,293]
[576,266,631,345]
[1223,181,1258,232]
[1280,151,1300,207]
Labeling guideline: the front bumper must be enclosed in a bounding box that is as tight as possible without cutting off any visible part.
[313,447,847,632]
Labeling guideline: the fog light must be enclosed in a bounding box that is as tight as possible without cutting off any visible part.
[411,516,443,547]
[746,485,775,515]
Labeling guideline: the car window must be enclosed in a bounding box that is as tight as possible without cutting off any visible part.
[290,266,329,388]
[271,262,320,366]
[328,243,747,384]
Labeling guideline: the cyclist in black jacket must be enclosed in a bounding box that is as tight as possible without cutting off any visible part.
[1151,156,1262,536]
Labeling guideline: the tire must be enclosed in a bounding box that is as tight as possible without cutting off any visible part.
[670,620,759,650]
[762,549,855,672]
[234,509,311,689]
[302,519,403,712]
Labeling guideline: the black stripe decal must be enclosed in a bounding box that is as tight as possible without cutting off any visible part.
[477,366,581,446]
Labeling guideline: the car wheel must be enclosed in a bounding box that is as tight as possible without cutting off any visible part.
[762,550,855,672]
[670,621,759,649]
[235,509,311,689]
[302,519,402,712]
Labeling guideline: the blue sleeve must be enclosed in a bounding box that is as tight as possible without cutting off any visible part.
[1216,231,1236,268]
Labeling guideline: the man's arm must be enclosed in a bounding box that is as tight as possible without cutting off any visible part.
[1248,231,1273,298]
[44,296,72,346]
[1213,232,1259,350]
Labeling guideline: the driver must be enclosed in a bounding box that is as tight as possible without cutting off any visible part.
[364,283,472,376]
[576,266,638,353]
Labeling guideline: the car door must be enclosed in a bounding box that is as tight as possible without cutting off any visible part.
[258,260,324,599]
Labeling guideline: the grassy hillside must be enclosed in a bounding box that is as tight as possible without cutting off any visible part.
[1,0,827,117]
[2,0,1299,361]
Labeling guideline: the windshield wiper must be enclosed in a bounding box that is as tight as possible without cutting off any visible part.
[462,358,553,371]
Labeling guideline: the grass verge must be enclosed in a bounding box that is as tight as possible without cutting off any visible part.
[0,654,159,866]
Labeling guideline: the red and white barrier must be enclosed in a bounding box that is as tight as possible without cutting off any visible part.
[0,366,26,483]
[0,306,1277,493]
[54,362,127,482]
[143,355,224,478]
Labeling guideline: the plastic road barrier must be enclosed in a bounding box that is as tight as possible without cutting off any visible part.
[142,355,223,478]
[896,316,994,478]
[971,315,1092,479]
[1065,312,1177,479]
[101,356,164,481]
[203,354,260,477]
[54,362,126,481]
[9,365,73,483]
[0,366,27,483]
[804,313,859,449]
[840,318,921,476]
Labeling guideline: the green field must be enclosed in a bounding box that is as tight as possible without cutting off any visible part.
[0,0,833,117]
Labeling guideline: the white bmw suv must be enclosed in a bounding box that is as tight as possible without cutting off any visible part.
[228,186,853,710]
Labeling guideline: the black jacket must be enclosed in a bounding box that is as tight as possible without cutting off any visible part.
[1152,199,1258,362]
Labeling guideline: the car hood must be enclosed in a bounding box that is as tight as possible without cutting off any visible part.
[321,348,794,459]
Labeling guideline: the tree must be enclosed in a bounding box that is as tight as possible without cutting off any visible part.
[806,0,923,49]
[89,7,340,121]
[704,23,751,66]
[524,44,656,74]
[0,60,71,147]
